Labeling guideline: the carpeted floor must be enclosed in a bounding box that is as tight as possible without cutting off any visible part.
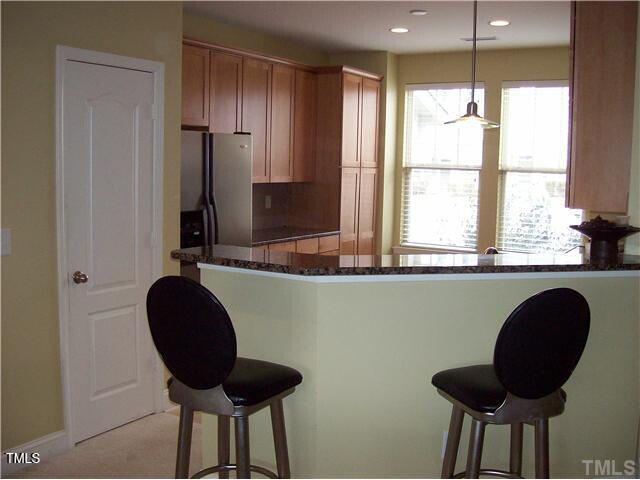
[5,412,202,479]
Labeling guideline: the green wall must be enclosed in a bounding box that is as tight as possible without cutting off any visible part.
[1,0,183,450]
[626,15,640,255]
[200,268,639,478]
[394,47,570,252]
[183,12,329,66]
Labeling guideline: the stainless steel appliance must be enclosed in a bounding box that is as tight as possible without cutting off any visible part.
[180,132,253,248]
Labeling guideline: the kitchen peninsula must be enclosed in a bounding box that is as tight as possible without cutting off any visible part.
[173,247,640,478]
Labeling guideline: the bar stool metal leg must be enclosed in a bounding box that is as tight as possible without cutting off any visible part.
[441,406,464,478]
[175,406,194,479]
[218,415,231,479]
[534,418,550,479]
[509,423,523,476]
[465,419,486,479]
[235,416,251,479]
[270,399,292,479]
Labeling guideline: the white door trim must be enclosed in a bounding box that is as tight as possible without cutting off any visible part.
[55,45,165,446]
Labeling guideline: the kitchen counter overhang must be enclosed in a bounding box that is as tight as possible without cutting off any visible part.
[172,245,640,277]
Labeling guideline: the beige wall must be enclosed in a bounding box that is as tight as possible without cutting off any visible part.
[327,52,398,254]
[0,1,183,450]
[183,12,329,66]
[394,47,570,251]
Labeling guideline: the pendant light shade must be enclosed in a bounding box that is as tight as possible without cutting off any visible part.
[444,101,500,129]
[445,0,500,129]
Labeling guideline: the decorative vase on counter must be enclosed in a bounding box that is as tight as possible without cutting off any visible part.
[570,216,640,262]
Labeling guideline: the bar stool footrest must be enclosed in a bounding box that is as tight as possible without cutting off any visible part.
[453,468,523,479]
[192,463,278,479]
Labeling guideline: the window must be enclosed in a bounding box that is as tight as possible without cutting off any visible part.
[496,82,582,253]
[401,84,485,249]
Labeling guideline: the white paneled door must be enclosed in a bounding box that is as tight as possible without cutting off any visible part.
[62,58,158,442]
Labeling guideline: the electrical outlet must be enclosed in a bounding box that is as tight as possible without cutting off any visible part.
[265,195,272,209]
[1,228,11,256]
[441,430,448,459]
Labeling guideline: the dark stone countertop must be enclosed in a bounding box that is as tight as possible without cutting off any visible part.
[252,227,340,246]
[171,245,640,276]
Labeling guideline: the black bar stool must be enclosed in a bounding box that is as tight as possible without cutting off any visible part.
[432,288,590,479]
[147,276,303,479]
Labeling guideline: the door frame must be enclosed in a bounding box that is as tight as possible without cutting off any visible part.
[55,45,165,445]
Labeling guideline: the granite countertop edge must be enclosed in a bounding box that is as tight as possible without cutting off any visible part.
[171,250,640,276]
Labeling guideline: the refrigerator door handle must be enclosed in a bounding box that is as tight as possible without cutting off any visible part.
[201,207,209,246]
[208,134,220,245]
[202,133,214,246]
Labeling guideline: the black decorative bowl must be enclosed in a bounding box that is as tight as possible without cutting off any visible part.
[570,216,640,261]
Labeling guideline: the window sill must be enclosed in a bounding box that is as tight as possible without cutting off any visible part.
[393,244,478,255]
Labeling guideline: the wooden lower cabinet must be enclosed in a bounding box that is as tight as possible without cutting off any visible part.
[339,167,360,254]
[357,168,377,254]
[318,234,339,253]
[258,234,340,255]
[269,241,296,252]
[339,167,377,255]
[296,237,319,254]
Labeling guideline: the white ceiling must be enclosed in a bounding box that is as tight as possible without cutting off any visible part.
[183,1,570,54]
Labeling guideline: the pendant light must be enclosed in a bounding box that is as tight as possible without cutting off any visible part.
[445,0,499,129]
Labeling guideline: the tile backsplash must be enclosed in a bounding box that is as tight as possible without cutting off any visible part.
[252,183,290,230]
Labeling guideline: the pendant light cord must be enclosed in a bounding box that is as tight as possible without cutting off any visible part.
[471,0,477,105]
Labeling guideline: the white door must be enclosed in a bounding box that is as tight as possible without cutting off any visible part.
[63,59,158,442]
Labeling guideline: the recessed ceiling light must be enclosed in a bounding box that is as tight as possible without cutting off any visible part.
[489,19,510,27]
[410,9,428,16]
[390,27,409,33]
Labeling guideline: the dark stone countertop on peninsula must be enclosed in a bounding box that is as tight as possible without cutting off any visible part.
[172,245,640,276]
[252,227,340,246]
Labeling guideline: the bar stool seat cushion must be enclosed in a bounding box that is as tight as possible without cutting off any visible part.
[432,364,567,414]
[432,364,507,413]
[223,357,303,406]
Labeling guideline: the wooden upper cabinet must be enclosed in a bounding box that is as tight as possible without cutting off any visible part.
[242,58,272,183]
[210,52,242,133]
[182,45,210,127]
[567,1,638,213]
[358,168,378,255]
[341,74,362,167]
[360,78,380,169]
[340,167,360,254]
[270,65,295,182]
[293,70,317,182]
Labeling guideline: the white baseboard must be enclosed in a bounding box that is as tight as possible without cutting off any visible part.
[163,388,176,412]
[1,430,70,476]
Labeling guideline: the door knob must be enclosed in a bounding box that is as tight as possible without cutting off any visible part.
[72,271,88,284]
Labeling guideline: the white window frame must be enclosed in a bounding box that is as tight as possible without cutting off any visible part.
[401,82,485,252]
[496,80,582,253]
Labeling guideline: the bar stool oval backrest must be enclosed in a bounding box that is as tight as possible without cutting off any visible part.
[147,275,237,390]
[493,287,590,400]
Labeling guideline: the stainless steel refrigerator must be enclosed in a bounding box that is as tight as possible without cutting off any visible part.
[180,132,253,248]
